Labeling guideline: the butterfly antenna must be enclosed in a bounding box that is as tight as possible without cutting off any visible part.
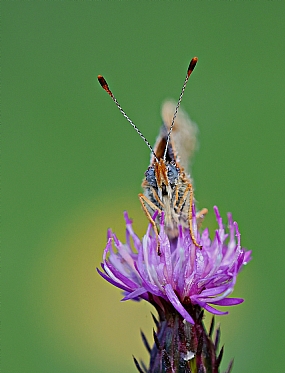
[98,75,158,162]
[163,57,198,160]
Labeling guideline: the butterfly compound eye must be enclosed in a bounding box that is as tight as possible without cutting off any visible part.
[167,164,179,184]
[145,167,157,188]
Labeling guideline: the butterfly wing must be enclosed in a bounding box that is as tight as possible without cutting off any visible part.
[159,100,198,174]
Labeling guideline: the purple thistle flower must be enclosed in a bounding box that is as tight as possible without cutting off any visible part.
[97,205,251,324]
[97,205,251,372]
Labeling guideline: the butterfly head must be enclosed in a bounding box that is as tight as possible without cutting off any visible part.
[145,159,180,199]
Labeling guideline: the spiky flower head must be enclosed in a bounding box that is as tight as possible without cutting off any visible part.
[98,205,251,324]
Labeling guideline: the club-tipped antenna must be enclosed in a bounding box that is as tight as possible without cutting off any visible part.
[98,75,158,162]
[163,57,198,161]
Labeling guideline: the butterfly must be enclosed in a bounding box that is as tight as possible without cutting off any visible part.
[98,57,207,252]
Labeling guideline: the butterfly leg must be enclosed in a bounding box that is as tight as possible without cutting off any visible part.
[176,183,202,249]
[187,183,203,249]
[196,208,208,229]
[138,193,161,255]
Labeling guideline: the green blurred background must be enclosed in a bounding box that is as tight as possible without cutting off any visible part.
[2,2,285,372]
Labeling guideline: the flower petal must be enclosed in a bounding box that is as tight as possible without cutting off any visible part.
[103,260,139,290]
[211,298,244,306]
[97,267,132,292]
[200,302,229,315]
[164,284,195,324]
[121,287,148,301]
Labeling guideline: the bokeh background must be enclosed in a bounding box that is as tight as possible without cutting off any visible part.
[3,2,285,372]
